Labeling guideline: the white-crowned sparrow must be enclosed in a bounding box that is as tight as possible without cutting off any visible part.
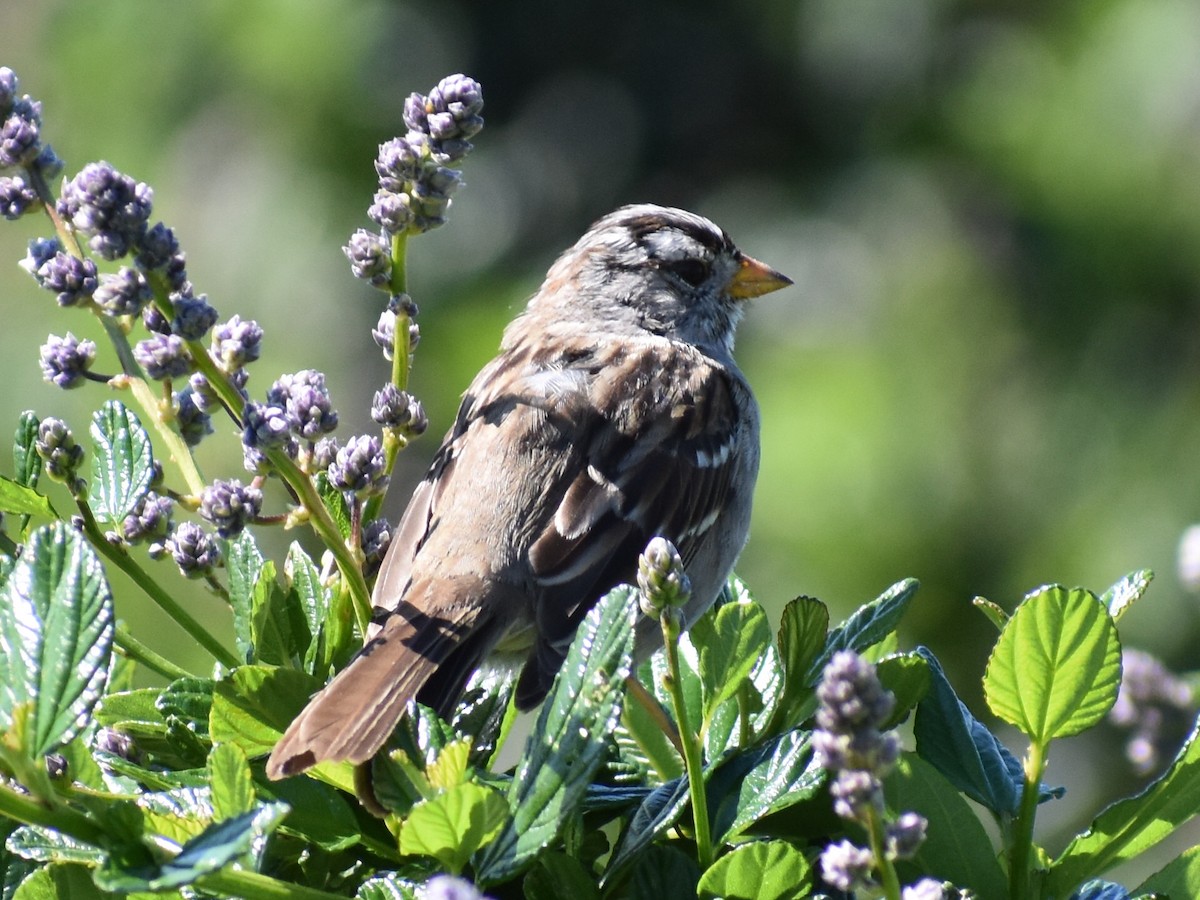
[266,203,790,783]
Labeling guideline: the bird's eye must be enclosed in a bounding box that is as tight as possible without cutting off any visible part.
[667,257,709,287]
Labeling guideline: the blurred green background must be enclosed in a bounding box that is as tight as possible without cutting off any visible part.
[4,0,1200,873]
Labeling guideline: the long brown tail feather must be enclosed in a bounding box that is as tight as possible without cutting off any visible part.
[265,578,502,780]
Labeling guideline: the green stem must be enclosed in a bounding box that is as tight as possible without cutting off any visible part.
[113,622,195,680]
[195,868,350,900]
[865,805,903,900]
[660,607,714,870]
[0,780,108,847]
[1010,740,1048,900]
[75,500,240,670]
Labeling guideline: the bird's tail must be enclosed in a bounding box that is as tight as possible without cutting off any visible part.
[265,575,510,781]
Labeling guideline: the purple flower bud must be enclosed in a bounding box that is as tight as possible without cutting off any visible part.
[166,522,221,578]
[402,92,430,135]
[200,478,263,538]
[175,388,213,447]
[0,175,36,219]
[31,144,63,180]
[0,68,17,113]
[24,246,98,307]
[344,229,392,287]
[830,769,884,823]
[372,308,396,359]
[819,840,874,893]
[135,221,181,270]
[816,651,896,734]
[902,879,952,900]
[268,370,338,440]
[370,384,426,434]
[35,417,84,486]
[362,516,392,579]
[94,267,152,317]
[40,332,97,389]
[0,96,43,168]
[421,875,486,900]
[368,189,414,235]
[121,491,173,544]
[885,812,928,861]
[134,333,190,381]
[170,291,218,341]
[142,303,171,334]
[242,401,294,449]
[637,536,692,617]
[57,162,153,260]
[310,436,340,473]
[375,136,421,192]
[328,434,388,496]
[211,315,263,370]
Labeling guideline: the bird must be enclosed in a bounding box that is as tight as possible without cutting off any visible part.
[266,203,790,791]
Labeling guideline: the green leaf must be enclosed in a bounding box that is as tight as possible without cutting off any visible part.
[690,599,771,724]
[711,729,822,845]
[0,523,114,756]
[157,678,214,739]
[356,874,419,899]
[208,742,255,820]
[1049,716,1200,893]
[249,560,296,666]
[12,864,108,900]
[474,585,638,885]
[1137,844,1200,897]
[524,852,600,900]
[94,803,288,892]
[0,478,55,521]
[984,585,1122,742]
[259,774,361,852]
[284,542,328,676]
[972,596,1009,630]
[223,532,264,664]
[768,596,828,732]
[210,665,323,757]
[808,578,919,684]
[399,782,508,874]
[12,412,43,538]
[604,777,691,881]
[87,401,154,523]
[452,667,518,770]
[884,754,1008,899]
[697,840,812,900]
[6,827,103,865]
[874,652,931,730]
[316,472,351,540]
[628,844,701,900]
[1101,569,1153,623]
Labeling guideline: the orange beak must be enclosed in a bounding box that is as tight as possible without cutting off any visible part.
[726,254,792,300]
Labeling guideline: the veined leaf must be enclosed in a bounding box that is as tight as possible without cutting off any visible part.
[0,523,114,756]
[88,401,154,523]
[223,532,265,664]
[399,782,507,874]
[807,578,919,684]
[0,477,55,521]
[984,585,1121,743]
[697,839,812,900]
[474,585,638,885]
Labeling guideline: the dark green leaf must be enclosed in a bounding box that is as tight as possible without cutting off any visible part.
[605,776,691,881]
[711,729,821,845]
[874,652,931,730]
[0,478,55,521]
[474,585,638,885]
[0,523,114,756]
[453,667,518,770]
[628,844,701,900]
[984,585,1121,742]
[87,401,154,523]
[807,578,919,684]
[769,596,828,731]
[259,773,361,852]
[697,840,812,900]
[316,472,351,540]
[12,412,42,537]
[223,532,264,664]
[885,754,1008,899]
[523,851,600,900]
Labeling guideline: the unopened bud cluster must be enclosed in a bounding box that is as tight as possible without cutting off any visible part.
[637,536,692,619]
